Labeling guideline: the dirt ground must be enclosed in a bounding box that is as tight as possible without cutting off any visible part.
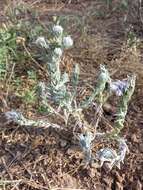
[0,0,143,190]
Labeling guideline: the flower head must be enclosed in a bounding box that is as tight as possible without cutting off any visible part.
[53,25,63,36]
[35,37,49,49]
[63,36,73,48]
[54,48,63,57]
[110,79,128,96]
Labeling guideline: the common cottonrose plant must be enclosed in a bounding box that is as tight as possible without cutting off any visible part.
[2,19,136,170]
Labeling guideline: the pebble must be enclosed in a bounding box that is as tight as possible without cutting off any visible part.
[59,140,67,148]
[131,134,139,143]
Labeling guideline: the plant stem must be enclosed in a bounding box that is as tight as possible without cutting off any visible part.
[108,75,136,138]
[81,65,110,108]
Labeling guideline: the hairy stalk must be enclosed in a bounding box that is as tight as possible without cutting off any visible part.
[81,65,110,108]
[3,110,63,130]
[109,75,136,138]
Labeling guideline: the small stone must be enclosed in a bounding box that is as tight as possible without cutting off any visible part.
[131,134,139,143]
[103,103,116,115]
[103,162,113,171]
[60,140,67,148]
[67,148,75,155]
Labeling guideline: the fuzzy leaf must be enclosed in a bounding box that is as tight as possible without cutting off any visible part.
[71,64,80,87]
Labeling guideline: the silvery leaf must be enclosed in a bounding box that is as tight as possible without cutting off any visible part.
[5,111,23,122]
[117,138,129,163]
[71,64,80,87]
[54,73,69,90]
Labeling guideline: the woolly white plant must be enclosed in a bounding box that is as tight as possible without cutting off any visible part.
[1,19,136,170]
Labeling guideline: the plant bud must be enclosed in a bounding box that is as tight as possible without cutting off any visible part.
[54,48,63,57]
[63,36,73,48]
[53,25,63,36]
[35,37,49,49]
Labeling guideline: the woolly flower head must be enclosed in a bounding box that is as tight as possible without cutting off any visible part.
[63,36,73,48]
[110,80,128,96]
[54,48,63,57]
[53,25,63,36]
[35,37,49,49]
